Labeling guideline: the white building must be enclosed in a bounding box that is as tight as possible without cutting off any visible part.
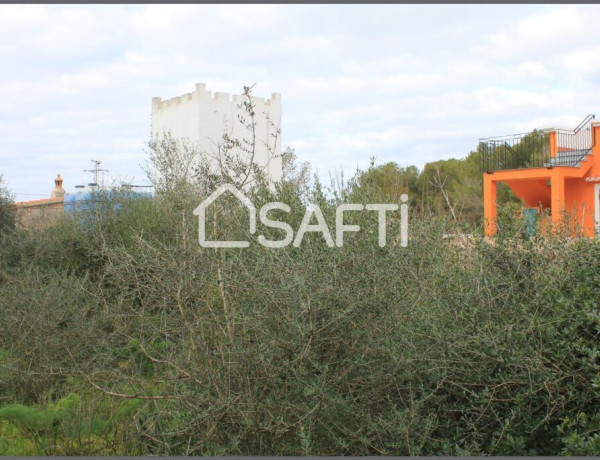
[151,83,282,184]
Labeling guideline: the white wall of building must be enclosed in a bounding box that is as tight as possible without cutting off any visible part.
[151,83,282,184]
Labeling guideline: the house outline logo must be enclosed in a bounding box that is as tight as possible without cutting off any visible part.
[193,184,256,248]
[194,185,409,249]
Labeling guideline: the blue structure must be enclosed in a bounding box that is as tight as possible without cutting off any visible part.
[64,185,152,214]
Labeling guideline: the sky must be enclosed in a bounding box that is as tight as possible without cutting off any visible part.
[1,4,600,201]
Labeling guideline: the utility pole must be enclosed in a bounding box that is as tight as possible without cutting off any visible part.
[83,160,109,186]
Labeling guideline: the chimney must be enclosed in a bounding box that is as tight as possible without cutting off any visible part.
[51,174,66,198]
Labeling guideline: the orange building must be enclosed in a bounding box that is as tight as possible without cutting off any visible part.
[481,115,600,237]
[13,175,66,230]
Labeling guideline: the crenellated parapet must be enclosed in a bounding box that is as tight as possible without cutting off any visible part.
[152,82,281,112]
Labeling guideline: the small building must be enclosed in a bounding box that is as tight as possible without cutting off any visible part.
[481,115,600,237]
[13,175,66,230]
[13,175,152,230]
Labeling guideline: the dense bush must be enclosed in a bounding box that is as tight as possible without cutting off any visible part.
[1,165,600,455]
[0,175,15,237]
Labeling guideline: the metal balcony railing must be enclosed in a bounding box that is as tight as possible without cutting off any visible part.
[552,114,596,167]
[480,114,595,172]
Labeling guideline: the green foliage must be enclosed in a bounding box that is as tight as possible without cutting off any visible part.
[348,150,516,228]
[349,158,420,203]
[2,135,600,454]
[510,129,550,168]
[9,193,589,455]
[0,175,15,236]
[0,392,142,455]
[560,412,600,455]
[0,420,36,455]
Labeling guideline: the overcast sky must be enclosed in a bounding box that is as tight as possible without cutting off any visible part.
[1,4,600,201]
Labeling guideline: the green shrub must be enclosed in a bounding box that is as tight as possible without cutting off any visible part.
[2,171,600,454]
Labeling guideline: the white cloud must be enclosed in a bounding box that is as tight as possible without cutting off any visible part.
[563,46,600,82]
[1,4,600,200]
[479,6,591,58]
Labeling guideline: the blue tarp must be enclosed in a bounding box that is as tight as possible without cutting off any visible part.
[64,187,152,213]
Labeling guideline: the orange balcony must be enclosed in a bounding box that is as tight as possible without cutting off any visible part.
[481,115,600,237]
